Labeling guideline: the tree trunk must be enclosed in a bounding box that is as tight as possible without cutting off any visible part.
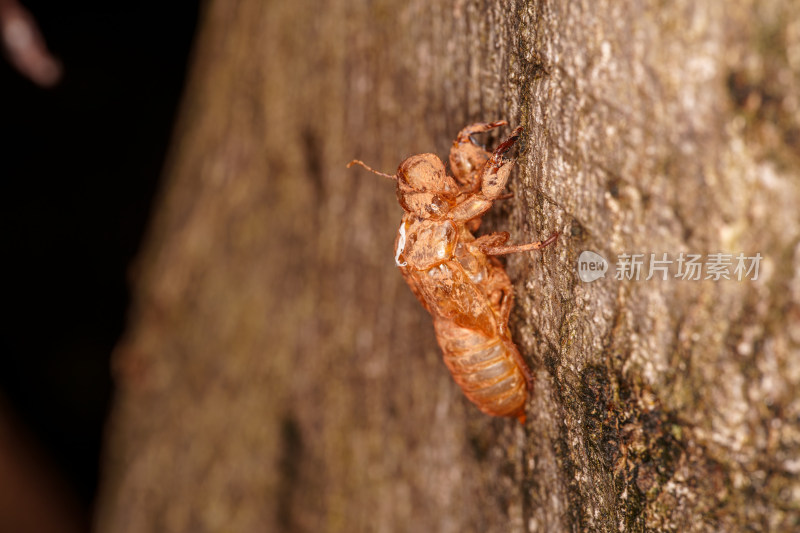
[95,0,800,531]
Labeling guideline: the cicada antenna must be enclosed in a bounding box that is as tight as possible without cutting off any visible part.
[347,159,396,180]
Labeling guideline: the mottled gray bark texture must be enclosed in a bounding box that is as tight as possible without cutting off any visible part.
[95,0,800,531]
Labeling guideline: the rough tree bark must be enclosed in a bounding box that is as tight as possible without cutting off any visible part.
[96,0,800,531]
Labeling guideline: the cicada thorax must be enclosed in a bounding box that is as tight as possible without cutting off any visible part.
[399,218,487,319]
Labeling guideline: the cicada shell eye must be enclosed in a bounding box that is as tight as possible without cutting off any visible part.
[427,194,453,216]
[397,190,451,219]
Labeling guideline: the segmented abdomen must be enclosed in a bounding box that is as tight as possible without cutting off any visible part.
[433,318,527,419]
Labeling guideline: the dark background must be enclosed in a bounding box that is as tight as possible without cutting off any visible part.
[0,0,199,524]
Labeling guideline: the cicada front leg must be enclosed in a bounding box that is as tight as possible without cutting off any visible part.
[449,120,509,193]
